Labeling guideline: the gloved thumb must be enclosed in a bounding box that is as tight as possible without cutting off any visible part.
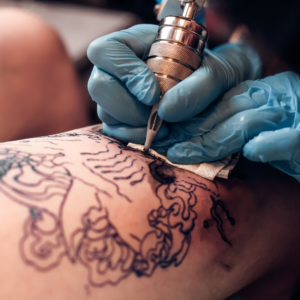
[243,128,300,162]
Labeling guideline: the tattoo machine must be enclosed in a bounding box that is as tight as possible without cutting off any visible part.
[144,0,208,152]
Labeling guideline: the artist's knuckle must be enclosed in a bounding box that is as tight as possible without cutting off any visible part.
[88,34,116,65]
[237,111,256,129]
[87,40,103,63]
[290,130,300,147]
[239,119,250,133]
[88,69,110,100]
[292,129,300,140]
[87,40,98,57]
[87,77,98,99]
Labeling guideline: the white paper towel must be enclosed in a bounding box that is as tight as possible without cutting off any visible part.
[128,143,240,181]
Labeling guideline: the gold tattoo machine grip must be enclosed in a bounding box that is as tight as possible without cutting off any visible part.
[144,0,208,152]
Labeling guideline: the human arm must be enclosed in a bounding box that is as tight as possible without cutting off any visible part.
[0,125,299,300]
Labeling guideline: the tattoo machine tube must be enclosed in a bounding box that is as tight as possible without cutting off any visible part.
[144,0,208,152]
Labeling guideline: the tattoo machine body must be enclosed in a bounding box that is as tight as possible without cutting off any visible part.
[144,0,208,152]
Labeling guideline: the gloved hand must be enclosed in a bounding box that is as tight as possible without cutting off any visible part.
[87,24,261,144]
[88,25,168,144]
[165,71,300,182]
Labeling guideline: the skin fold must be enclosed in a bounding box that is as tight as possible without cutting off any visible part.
[0,125,299,300]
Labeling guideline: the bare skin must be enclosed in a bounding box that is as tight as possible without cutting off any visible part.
[0,8,90,142]
[0,124,299,300]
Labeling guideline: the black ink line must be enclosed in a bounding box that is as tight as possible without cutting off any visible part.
[81,145,109,156]
[83,162,132,203]
[101,159,137,174]
[95,156,131,169]
[187,176,220,197]
[210,195,235,246]
[131,173,146,186]
[130,234,141,242]
[72,177,112,199]
[86,150,123,161]
[114,167,143,181]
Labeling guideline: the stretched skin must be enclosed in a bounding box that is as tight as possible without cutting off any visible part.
[0,125,299,300]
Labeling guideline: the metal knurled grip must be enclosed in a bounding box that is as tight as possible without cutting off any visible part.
[145,15,208,95]
[143,0,208,152]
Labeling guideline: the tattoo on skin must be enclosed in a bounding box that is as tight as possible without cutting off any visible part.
[0,126,235,287]
[208,196,236,246]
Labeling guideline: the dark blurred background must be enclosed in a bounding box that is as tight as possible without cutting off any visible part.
[41,0,159,24]
[1,0,158,123]
[0,0,236,124]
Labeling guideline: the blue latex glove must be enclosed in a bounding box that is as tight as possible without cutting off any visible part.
[87,24,261,144]
[165,71,300,182]
[88,25,168,144]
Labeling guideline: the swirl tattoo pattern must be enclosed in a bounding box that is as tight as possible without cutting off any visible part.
[0,126,235,287]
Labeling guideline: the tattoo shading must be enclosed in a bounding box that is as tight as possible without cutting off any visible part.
[0,126,235,288]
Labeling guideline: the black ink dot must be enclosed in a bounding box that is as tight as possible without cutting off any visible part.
[136,271,143,277]
[203,220,209,229]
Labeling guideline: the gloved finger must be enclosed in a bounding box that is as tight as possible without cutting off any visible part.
[97,106,121,125]
[158,51,226,122]
[212,42,262,86]
[87,24,160,106]
[103,123,169,145]
[88,67,151,126]
[243,128,300,162]
[167,72,296,138]
[245,129,300,182]
[167,105,294,164]
[158,44,262,122]
[166,79,270,138]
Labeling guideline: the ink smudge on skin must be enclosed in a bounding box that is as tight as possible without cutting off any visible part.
[149,160,176,185]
